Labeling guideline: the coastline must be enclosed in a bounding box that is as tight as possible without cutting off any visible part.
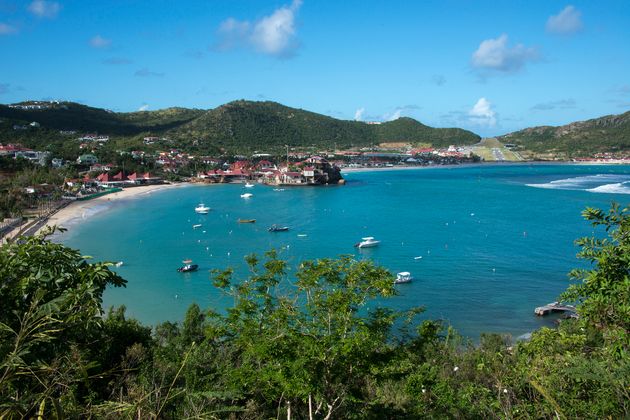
[33,183,186,236]
[4,160,627,241]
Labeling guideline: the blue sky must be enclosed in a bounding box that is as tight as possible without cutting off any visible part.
[1,0,629,136]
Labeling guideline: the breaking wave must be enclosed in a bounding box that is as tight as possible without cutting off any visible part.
[587,181,630,194]
[526,174,630,194]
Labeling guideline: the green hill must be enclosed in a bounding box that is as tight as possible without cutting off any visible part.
[498,110,630,158]
[0,100,480,154]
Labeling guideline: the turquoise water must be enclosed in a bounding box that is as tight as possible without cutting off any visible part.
[59,164,630,338]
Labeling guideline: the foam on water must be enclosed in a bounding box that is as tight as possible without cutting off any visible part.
[527,174,630,193]
[586,181,630,194]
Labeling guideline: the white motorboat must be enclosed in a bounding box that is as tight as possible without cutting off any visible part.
[244,182,255,188]
[395,272,413,284]
[195,203,211,214]
[240,193,253,198]
[192,224,202,229]
[355,237,381,248]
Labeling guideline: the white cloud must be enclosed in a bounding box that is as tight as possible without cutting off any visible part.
[468,97,497,127]
[0,23,17,35]
[90,35,111,49]
[90,35,112,48]
[387,109,402,121]
[216,0,302,57]
[138,104,149,111]
[27,1,61,18]
[354,107,365,121]
[546,5,583,35]
[471,34,538,73]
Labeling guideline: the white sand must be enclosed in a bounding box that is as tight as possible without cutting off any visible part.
[35,183,186,235]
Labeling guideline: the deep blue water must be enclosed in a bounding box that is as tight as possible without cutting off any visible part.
[59,164,630,338]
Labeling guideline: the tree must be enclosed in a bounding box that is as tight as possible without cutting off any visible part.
[562,203,630,355]
[0,228,127,417]
[205,251,425,419]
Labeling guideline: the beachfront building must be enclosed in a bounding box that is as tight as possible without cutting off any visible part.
[127,172,163,185]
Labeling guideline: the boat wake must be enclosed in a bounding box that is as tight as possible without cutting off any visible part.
[526,174,630,194]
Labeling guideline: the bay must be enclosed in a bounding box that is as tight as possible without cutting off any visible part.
[60,163,630,338]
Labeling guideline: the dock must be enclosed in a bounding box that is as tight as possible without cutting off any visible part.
[534,302,577,317]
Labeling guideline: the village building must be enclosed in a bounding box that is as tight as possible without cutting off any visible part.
[77,154,98,165]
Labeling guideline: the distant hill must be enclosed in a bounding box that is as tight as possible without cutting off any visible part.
[498,110,630,158]
[0,100,479,153]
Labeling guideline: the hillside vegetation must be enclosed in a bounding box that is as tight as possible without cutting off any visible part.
[499,110,630,158]
[0,100,480,154]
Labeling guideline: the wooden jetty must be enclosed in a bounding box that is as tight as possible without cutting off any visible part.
[534,302,577,317]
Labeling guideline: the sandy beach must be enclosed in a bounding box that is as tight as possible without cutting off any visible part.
[33,183,186,236]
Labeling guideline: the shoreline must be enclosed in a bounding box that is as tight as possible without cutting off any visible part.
[4,160,628,241]
[33,183,186,236]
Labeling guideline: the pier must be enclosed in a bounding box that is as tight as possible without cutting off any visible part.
[534,302,577,317]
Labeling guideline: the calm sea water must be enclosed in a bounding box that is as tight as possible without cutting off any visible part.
[59,164,630,338]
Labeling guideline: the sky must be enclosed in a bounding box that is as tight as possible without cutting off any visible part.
[1,0,629,137]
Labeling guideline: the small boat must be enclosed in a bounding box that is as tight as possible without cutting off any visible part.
[355,237,381,248]
[192,224,202,229]
[273,188,285,192]
[178,264,198,273]
[268,224,289,232]
[115,261,124,267]
[195,203,211,214]
[244,182,255,188]
[178,259,198,273]
[238,219,256,223]
[240,193,253,198]
[395,272,413,284]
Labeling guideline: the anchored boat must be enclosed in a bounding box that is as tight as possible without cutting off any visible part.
[355,237,381,248]
[195,203,211,214]
[395,272,413,284]
[178,259,198,273]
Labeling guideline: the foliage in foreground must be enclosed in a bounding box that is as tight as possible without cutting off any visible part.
[0,205,629,418]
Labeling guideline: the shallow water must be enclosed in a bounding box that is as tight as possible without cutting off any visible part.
[60,163,630,338]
